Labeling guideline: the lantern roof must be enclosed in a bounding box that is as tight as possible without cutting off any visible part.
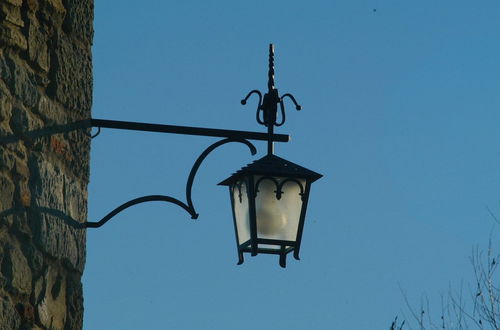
[218,154,322,186]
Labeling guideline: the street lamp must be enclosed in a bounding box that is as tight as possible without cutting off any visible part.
[219,45,322,267]
[219,155,321,267]
[84,44,322,267]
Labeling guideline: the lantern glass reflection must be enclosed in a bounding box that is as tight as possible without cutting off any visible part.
[254,176,304,249]
[231,180,250,245]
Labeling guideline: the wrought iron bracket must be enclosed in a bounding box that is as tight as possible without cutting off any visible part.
[83,44,299,228]
[85,120,269,228]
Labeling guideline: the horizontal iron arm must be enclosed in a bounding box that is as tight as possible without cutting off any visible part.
[91,118,289,142]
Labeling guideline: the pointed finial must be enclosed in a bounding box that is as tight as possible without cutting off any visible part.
[268,44,275,91]
[240,44,301,130]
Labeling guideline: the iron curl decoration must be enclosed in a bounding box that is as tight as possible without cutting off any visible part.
[241,90,264,125]
[240,44,302,129]
[90,126,101,139]
[85,138,257,228]
[253,176,305,201]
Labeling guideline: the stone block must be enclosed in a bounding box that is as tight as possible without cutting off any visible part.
[37,265,67,329]
[0,123,13,137]
[0,22,27,50]
[34,213,86,272]
[27,18,50,72]
[64,178,87,224]
[19,180,31,207]
[13,157,29,179]
[21,242,44,277]
[0,296,20,329]
[47,33,92,116]
[35,95,67,124]
[0,54,39,108]
[63,0,94,43]
[8,246,32,295]
[0,88,13,122]
[65,274,83,329]
[0,2,24,27]
[28,154,86,272]
[11,106,31,135]
[10,141,27,161]
[14,302,35,325]
[0,173,15,210]
[0,55,10,83]
[0,147,15,171]
[4,0,22,6]
[0,242,32,295]
[26,0,38,12]
[29,153,65,211]
[65,131,90,181]
[10,210,30,240]
[47,0,66,13]
[35,0,66,29]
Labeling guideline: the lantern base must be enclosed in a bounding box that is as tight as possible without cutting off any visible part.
[236,239,300,268]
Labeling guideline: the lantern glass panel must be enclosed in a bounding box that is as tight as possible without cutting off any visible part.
[231,180,250,245]
[254,176,305,247]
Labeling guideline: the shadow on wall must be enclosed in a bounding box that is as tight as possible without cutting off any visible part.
[1,120,94,230]
[0,120,92,145]
[0,206,86,229]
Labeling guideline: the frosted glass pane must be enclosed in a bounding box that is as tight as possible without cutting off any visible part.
[254,176,305,242]
[232,181,250,245]
[258,244,280,250]
[279,179,304,241]
[257,245,293,250]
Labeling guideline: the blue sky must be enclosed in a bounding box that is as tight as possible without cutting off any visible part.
[83,1,500,329]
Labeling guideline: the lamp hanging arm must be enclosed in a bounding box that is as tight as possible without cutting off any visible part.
[85,138,257,228]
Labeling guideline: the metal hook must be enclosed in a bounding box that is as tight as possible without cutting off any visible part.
[274,101,286,127]
[241,90,265,125]
[90,126,101,139]
[281,93,302,111]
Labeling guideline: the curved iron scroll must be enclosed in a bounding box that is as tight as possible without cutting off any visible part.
[85,138,257,228]
[254,176,305,200]
[85,195,194,228]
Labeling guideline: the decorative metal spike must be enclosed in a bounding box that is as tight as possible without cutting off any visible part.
[268,44,275,91]
[240,44,301,129]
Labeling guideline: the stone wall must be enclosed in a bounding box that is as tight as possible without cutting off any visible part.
[0,0,93,328]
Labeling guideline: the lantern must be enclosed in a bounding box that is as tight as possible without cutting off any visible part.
[219,154,322,267]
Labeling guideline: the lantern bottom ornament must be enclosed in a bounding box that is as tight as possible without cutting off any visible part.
[219,154,322,268]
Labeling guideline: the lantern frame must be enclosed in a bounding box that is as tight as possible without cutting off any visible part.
[219,154,322,267]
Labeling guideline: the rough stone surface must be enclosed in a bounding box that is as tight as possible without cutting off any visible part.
[0,295,21,329]
[0,0,93,329]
